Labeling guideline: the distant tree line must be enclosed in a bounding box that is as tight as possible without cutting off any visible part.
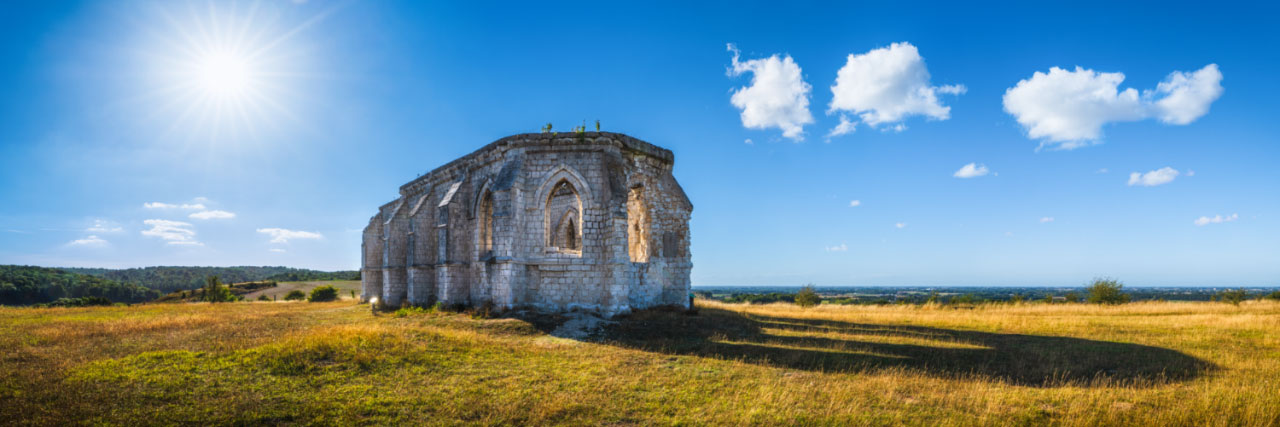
[0,265,160,306]
[62,266,357,294]
[711,277,1280,306]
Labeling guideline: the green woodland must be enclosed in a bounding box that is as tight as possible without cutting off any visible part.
[1,265,358,306]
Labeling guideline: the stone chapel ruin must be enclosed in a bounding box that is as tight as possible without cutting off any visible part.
[361,132,692,316]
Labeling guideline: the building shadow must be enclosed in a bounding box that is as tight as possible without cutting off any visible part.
[600,307,1214,387]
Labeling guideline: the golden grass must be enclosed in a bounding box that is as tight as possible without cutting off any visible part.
[1,299,1278,425]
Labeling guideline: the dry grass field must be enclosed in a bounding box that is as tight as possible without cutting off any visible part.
[1,299,1278,425]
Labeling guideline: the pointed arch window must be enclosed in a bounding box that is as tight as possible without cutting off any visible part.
[627,185,649,262]
[545,179,583,253]
[477,190,494,256]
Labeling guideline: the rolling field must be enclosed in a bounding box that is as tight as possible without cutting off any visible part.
[1,299,1278,425]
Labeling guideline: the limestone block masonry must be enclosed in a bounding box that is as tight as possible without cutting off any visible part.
[361,132,693,317]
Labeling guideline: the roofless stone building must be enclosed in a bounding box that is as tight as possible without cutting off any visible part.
[361,132,692,316]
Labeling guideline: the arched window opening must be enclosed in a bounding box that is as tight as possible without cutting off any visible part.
[627,186,649,262]
[477,190,494,255]
[545,179,582,253]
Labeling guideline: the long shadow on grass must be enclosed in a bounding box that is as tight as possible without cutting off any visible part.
[601,307,1213,387]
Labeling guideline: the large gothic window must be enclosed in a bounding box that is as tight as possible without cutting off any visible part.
[627,186,649,262]
[545,180,582,252]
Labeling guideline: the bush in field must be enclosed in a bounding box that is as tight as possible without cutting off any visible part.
[37,296,114,308]
[256,294,270,301]
[1268,291,1280,301]
[308,285,338,302]
[1086,278,1130,304]
[794,285,821,308]
[283,290,306,301]
[1063,292,1082,303]
[1217,288,1248,306]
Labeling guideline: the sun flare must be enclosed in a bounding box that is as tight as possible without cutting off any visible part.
[136,1,324,143]
[194,51,253,98]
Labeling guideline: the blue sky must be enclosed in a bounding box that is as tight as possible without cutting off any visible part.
[1,1,1276,286]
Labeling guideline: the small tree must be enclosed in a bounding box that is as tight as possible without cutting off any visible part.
[308,285,338,302]
[1218,288,1248,306]
[283,290,306,301]
[201,276,235,303]
[794,284,821,308]
[1086,278,1130,304]
[1267,291,1280,301]
[1063,292,1081,303]
[256,294,270,301]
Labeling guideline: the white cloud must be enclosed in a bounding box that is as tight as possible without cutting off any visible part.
[1003,64,1222,150]
[257,228,323,244]
[1153,65,1225,125]
[827,42,963,136]
[1195,213,1238,226]
[86,219,123,233]
[849,200,861,207]
[1096,168,1109,174]
[1186,170,1196,177]
[825,243,848,252]
[895,222,907,229]
[189,210,236,220]
[270,248,286,253]
[141,219,199,245]
[727,44,814,141]
[826,115,858,139]
[68,235,108,247]
[744,138,753,145]
[953,163,990,178]
[1040,217,1055,223]
[144,202,206,210]
[1127,167,1180,187]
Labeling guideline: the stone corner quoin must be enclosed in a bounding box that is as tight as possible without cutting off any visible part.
[362,132,694,317]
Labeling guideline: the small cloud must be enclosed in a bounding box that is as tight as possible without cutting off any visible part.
[744,138,754,145]
[87,219,123,233]
[1186,170,1196,177]
[826,114,858,139]
[895,222,907,229]
[1004,231,1014,237]
[825,243,848,252]
[270,248,286,253]
[1040,217,1055,223]
[727,44,815,141]
[68,235,108,247]
[144,202,206,210]
[1128,167,1180,187]
[953,163,991,178]
[1096,168,1109,174]
[849,200,862,207]
[1194,213,1238,226]
[141,219,199,245]
[189,210,236,220]
[257,228,323,244]
[167,241,205,246]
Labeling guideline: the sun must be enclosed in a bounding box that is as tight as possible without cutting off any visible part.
[134,1,326,144]
[194,50,253,98]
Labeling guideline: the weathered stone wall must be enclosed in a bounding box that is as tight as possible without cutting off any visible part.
[361,132,692,316]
